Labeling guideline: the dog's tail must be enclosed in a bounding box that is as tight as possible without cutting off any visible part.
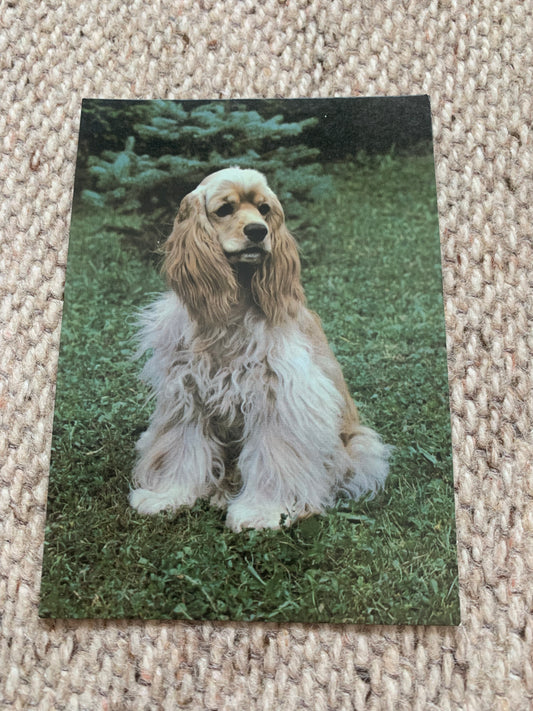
[342,425,392,500]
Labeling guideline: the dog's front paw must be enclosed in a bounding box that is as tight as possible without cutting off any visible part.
[225,500,291,532]
[129,487,197,515]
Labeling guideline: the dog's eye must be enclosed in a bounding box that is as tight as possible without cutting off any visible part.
[258,203,270,216]
[215,203,234,217]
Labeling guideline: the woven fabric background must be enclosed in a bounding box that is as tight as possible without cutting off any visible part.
[1,1,532,709]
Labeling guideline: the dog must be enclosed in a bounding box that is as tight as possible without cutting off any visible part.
[129,167,390,531]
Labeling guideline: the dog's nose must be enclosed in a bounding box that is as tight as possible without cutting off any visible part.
[243,223,268,243]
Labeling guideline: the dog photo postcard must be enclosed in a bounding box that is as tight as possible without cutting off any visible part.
[40,97,460,624]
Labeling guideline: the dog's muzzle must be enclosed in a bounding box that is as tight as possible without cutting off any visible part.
[225,222,269,264]
[227,245,267,264]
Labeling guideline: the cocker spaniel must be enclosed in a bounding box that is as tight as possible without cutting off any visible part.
[130,167,390,531]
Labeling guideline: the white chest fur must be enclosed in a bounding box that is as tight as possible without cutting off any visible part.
[138,292,344,436]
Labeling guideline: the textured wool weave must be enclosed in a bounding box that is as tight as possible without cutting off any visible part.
[1,0,532,709]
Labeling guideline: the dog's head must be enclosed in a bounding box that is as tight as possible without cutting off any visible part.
[163,167,304,328]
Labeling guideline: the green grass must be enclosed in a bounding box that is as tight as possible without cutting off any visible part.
[40,152,460,625]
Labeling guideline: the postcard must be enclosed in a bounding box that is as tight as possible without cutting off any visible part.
[40,97,459,624]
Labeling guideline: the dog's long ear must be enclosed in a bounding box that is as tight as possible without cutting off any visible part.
[162,190,238,327]
[252,195,305,325]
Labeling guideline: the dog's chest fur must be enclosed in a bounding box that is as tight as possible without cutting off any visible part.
[183,318,287,430]
[140,292,337,443]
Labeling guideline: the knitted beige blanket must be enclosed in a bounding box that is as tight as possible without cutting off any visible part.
[1,1,531,708]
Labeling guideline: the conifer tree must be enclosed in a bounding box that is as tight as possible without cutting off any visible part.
[81,101,331,251]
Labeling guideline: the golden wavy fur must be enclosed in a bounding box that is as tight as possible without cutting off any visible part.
[130,167,390,531]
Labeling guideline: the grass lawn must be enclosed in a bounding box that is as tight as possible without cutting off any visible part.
[40,151,460,625]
